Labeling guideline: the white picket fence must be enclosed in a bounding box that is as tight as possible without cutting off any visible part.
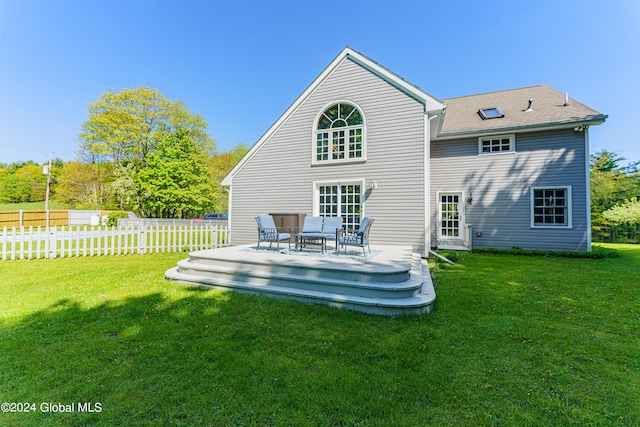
[0,223,229,261]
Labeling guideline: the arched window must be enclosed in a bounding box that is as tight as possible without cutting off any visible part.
[315,102,364,163]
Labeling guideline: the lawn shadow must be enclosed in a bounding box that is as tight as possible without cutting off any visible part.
[0,287,401,425]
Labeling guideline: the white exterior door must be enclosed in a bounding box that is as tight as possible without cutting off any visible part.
[314,181,363,230]
[438,192,464,240]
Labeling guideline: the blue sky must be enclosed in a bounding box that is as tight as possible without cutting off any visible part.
[1,0,639,166]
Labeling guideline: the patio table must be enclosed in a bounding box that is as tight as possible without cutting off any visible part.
[294,233,327,254]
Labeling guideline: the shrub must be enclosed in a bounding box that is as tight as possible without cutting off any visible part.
[107,211,129,227]
[472,245,620,259]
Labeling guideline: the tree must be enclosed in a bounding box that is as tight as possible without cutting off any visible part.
[603,198,640,225]
[136,130,217,218]
[79,86,214,167]
[55,162,114,209]
[77,86,219,217]
[0,163,47,203]
[591,150,627,173]
[207,143,250,213]
[111,163,137,211]
[590,150,640,242]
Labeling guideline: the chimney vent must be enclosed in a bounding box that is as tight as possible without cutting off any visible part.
[523,99,534,112]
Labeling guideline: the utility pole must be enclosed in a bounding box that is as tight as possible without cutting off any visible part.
[44,152,52,228]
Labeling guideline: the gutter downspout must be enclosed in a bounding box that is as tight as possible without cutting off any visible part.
[584,128,592,252]
[425,106,447,257]
[224,187,231,244]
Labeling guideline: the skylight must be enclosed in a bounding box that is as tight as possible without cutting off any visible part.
[478,107,504,120]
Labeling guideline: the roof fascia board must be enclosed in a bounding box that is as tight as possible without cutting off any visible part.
[221,49,349,186]
[345,48,444,114]
[434,115,608,141]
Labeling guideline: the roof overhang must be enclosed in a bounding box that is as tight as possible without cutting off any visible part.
[434,114,608,141]
[344,48,444,114]
[221,47,445,186]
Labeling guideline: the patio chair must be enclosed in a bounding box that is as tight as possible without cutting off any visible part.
[322,216,345,250]
[297,216,345,246]
[338,217,374,255]
[295,216,343,253]
[256,215,291,250]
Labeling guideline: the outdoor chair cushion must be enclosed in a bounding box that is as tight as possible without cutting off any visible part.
[357,217,372,237]
[302,216,324,234]
[257,215,290,241]
[337,217,373,255]
[257,214,277,230]
[322,216,344,240]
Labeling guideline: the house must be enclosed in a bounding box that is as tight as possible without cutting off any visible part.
[221,47,607,255]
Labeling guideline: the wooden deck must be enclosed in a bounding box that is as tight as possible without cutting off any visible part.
[165,244,436,316]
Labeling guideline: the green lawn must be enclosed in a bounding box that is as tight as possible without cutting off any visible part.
[0,201,65,211]
[0,245,638,426]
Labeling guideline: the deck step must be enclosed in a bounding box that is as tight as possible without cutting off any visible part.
[188,250,413,283]
[174,256,423,299]
[165,245,436,316]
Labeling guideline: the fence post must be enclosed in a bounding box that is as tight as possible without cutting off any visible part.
[82,226,87,257]
[90,226,95,256]
[124,222,131,255]
[27,226,33,260]
[35,226,41,259]
[49,226,57,259]
[68,225,73,258]
[18,226,24,260]
[10,227,17,261]
[1,226,6,261]
[138,223,145,255]
[110,225,115,255]
[59,225,65,258]
[97,225,102,256]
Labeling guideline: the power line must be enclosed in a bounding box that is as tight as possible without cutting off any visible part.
[0,144,75,159]
[0,157,31,163]
[0,143,48,152]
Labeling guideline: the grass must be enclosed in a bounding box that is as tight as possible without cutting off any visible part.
[0,201,65,211]
[0,244,638,426]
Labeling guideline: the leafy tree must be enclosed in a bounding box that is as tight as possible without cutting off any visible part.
[55,162,115,209]
[207,143,250,213]
[79,86,214,167]
[591,150,626,173]
[0,163,48,203]
[0,174,22,203]
[603,198,640,225]
[111,163,137,211]
[136,130,217,218]
[590,150,640,242]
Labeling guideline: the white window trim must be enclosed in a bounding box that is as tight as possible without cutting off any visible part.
[478,133,515,155]
[436,190,466,240]
[530,185,573,229]
[311,100,367,165]
[312,179,366,223]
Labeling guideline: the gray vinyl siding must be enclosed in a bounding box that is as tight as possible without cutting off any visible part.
[430,128,590,251]
[229,57,428,253]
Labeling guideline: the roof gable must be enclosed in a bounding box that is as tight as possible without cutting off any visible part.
[222,47,445,186]
[437,84,607,138]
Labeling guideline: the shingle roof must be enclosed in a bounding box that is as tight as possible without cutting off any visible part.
[437,84,606,138]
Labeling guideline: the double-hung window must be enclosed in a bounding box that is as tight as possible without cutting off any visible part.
[531,186,572,228]
[315,102,364,164]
